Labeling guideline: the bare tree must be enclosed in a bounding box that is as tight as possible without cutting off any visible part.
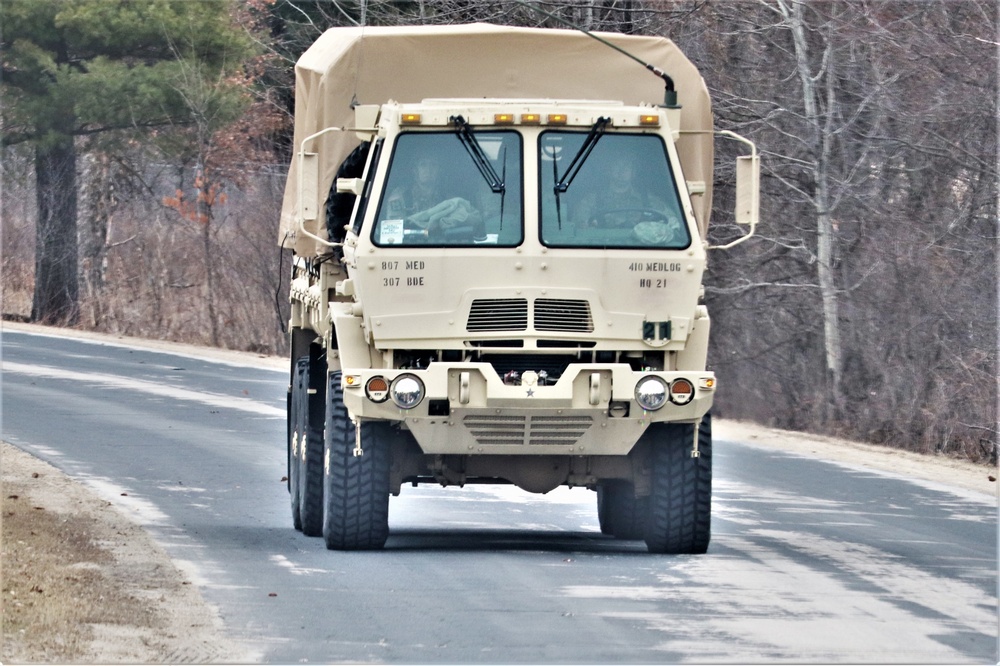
[659,0,997,456]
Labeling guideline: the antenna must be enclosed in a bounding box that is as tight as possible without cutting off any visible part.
[515,1,679,108]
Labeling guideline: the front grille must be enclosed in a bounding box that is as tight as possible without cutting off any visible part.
[526,416,593,445]
[467,298,528,332]
[463,414,593,447]
[464,414,526,446]
[534,299,594,332]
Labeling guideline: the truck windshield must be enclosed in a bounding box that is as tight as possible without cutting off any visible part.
[539,132,690,249]
[373,131,523,247]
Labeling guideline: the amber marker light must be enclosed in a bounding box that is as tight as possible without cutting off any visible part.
[494,113,515,125]
[365,376,390,403]
[547,113,568,125]
[520,113,541,125]
[400,113,422,124]
[669,378,695,405]
[639,114,661,126]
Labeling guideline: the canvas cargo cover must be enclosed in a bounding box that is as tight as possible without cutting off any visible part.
[280,23,714,255]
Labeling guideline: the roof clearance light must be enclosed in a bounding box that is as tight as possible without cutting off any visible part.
[639,114,661,126]
[494,113,515,125]
[401,113,422,125]
[520,113,541,125]
[547,113,568,125]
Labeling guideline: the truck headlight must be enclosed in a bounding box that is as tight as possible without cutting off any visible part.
[390,374,425,409]
[634,376,668,411]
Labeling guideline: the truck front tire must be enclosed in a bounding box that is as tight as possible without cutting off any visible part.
[322,372,391,550]
[643,413,712,554]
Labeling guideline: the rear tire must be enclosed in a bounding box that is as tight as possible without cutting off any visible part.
[643,413,712,554]
[289,355,326,536]
[298,355,326,537]
[322,372,391,550]
[596,482,646,539]
[288,358,308,532]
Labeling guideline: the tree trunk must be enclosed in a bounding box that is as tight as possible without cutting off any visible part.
[202,218,220,348]
[784,0,844,420]
[32,136,80,325]
[817,45,844,419]
[80,151,114,327]
[197,168,221,348]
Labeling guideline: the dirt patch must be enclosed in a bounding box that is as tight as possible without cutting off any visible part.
[1,443,253,664]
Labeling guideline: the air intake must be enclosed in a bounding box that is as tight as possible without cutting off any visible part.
[534,299,594,333]
[467,299,528,332]
[463,414,593,446]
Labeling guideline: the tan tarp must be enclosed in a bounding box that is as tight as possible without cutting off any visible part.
[280,23,714,255]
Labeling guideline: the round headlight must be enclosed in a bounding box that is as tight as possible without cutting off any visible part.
[390,374,425,409]
[669,378,695,405]
[635,376,668,411]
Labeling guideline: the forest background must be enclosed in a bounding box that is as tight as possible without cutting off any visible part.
[2,0,997,465]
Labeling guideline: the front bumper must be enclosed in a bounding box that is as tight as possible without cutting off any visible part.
[341,363,714,456]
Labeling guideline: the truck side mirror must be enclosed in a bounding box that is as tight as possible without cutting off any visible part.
[706,130,760,250]
[296,126,348,248]
[735,154,759,226]
[300,151,319,222]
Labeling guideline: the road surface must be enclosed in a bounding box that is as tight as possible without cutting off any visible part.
[2,328,996,663]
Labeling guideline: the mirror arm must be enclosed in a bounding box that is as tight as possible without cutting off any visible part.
[297,126,348,249]
[679,129,760,250]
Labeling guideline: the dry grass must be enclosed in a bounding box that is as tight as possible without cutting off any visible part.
[2,475,148,661]
[1,443,252,664]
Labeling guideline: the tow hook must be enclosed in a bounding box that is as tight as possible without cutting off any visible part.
[353,419,364,457]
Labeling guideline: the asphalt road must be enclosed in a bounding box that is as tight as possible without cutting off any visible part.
[2,328,997,663]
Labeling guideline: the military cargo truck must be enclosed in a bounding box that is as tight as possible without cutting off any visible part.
[280,24,759,553]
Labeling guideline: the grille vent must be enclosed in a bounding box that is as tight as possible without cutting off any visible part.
[534,299,594,333]
[463,414,593,447]
[467,299,528,332]
[464,415,526,446]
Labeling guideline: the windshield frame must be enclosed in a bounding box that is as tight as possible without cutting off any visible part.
[370,129,524,249]
[537,130,691,251]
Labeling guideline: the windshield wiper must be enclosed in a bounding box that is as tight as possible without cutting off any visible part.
[554,116,610,193]
[450,115,505,194]
[552,116,610,229]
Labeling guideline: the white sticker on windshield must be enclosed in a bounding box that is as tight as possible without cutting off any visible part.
[380,219,404,245]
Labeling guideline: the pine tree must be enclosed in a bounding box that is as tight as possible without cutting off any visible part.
[1,0,250,323]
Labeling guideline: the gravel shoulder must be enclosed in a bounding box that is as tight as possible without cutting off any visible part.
[1,442,253,664]
[2,322,995,662]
